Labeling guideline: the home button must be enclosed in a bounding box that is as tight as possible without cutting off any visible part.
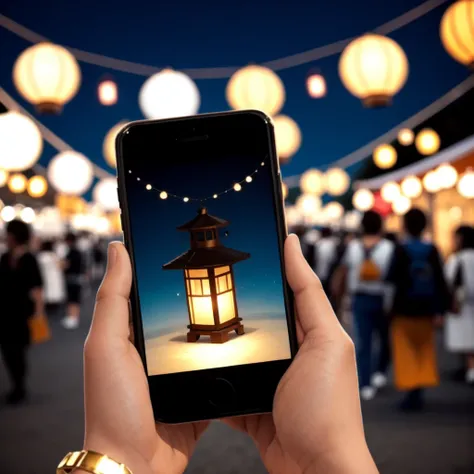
[208,378,236,408]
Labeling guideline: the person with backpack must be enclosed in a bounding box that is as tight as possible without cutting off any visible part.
[340,211,395,400]
[387,208,450,411]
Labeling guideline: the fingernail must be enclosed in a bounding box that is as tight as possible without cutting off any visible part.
[107,243,118,270]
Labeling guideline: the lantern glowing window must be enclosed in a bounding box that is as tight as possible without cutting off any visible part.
[398,128,414,146]
[296,194,322,216]
[306,73,327,98]
[440,0,474,69]
[380,181,401,203]
[423,170,442,194]
[139,69,200,119]
[338,34,409,107]
[352,189,374,211]
[0,169,8,187]
[437,163,458,189]
[8,173,27,194]
[373,144,397,169]
[300,169,324,195]
[457,169,474,198]
[273,115,302,164]
[325,168,350,196]
[93,178,120,211]
[27,175,48,198]
[415,129,440,156]
[48,151,94,196]
[392,195,411,216]
[13,42,81,114]
[401,175,422,199]
[98,79,118,106]
[103,121,127,168]
[226,65,285,116]
[0,111,43,172]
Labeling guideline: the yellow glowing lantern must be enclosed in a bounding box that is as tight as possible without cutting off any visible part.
[338,34,409,107]
[392,195,411,216]
[13,42,81,114]
[296,194,322,216]
[325,168,350,196]
[373,144,397,169]
[20,207,36,224]
[437,163,458,189]
[103,121,127,168]
[27,175,48,198]
[48,151,94,195]
[324,202,344,221]
[55,194,87,219]
[0,169,8,187]
[423,170,442,193]
[226,65,285,116]
[352,188,374,211]
[381,181,401,203]
[1,206,16,222]
[300,169,324,195]
[440,0,474,69]
[8,173,27,193]
[415,129,440,156]
[98,79,118,105]
[273,115,302,164]
[306,73,327,98]
[93,178,120,211]
[401,175,423,199]
[398,128,414,146]
[457,169,474,198]
[163,208,249,343]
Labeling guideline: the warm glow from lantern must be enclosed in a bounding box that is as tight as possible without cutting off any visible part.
[296,194,321,216]
[0,111,43,171]
[381,181,401,203]
[437,163,458,189]
[95,216,111,234]
[307,73,327,98]
[398,128,414,145]
[1,206,15,222]
[373,144,397,169]
[392,195,411,215]
[93,178,120,211]
[325,168,350,196]
[401,175,422,199]
[13,42,81,113]
[103,121,127,168]
[440,1,474,69]
[338,34,408,107]
[20,207,36,224]
[8,173,27,193]
[324,202,344,221]
[0,169,8,187]
[415,129,440,156]
[285,206,302,226]
[300,169,324,195]
[98,80,118,105]
[423,170,442,193]
[457,169,474,198]
[226,65,285,116]
[273,115,302,163]
[48,151,94,195]
[27,175,48,198]
[282,182,288,199]
[352,189,374,211]
[139,69,200,119]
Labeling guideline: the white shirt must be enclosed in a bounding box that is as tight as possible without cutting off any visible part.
[342,238,395,295]
[314,237,338,281]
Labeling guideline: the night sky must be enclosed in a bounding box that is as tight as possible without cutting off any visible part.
[125,150,286,337]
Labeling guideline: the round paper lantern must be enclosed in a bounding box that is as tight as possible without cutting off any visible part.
[98,79,118,106]
[373,144,397,169]
[324,202,344,221]
[1,206,15,222]
[296,194,322,216]
[0,169,8,187]
[423,170,442,193]
[380,181,401,203]
[352,188,374,211]
[325,168,350,196]
[226,65,285,116]
[93,178,120,211]
[401,175,423,199]
[48,151,93,195]
[398,128,414,146]
[13,42,81,114]
[0,111,43,171]
[306,73,327,98]
[139,69,200,119]
[440,0,474,69]
[343,210,362,230]
[338,34,408,107]
[103,121,127,168]
[437,163,458,189]
[273,115,301,163]
[415,129,440,156]
[8,173,27,193]
[27,175,48,198]
[20,207,36,224]
[300,169,324,195]
[457,169,474,198]
[392,195,411,216]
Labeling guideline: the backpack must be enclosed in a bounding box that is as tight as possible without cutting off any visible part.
[359,243,381,282]
[403,241,436,300]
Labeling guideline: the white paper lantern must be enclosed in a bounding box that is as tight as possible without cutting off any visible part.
[457,169,474,198]
[401,175,423,199]
[343,210,362,230]
[423,170,442,194]
[48,151,93,195]
[93,178,120,211]
[0,111,43,171]
[103,121,127,168]
[324,202,344,221]
[20,207,36,224]
[273,115,302,163]
[139,69,200,119]
[352,188,374,211]
[398,128,414,146]
[392,195,411,215]
[325,168,350,196]
[436,163,458,189]
[300,169,324,195]
[380,181,401,203]
[1,206,16,222]
[296,194,322,216]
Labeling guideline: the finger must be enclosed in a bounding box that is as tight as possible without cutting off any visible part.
[284,234,340,336]
[90,242,132,341]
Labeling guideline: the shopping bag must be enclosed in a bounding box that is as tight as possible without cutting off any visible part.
[28,315,51,344]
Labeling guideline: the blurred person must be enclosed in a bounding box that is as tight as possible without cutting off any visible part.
[0,220,43,404]
[37,241,65,313]
[339,211,394,400]
[444,225,474,384]
[92,239,106,280]
[61,232,84,330]
[70,238,378,474]
[387,208,450,411]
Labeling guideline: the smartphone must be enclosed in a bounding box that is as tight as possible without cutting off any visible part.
[116,110,298,423]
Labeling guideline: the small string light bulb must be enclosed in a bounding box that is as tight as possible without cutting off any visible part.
[146,184,152,190]
[245,176,252,183]
[160,191,168,199]
[234,183,242,191]
[183,197,189,202]
[213,194,218,199]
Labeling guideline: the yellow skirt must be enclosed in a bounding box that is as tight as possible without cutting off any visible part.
[391,316,439,391]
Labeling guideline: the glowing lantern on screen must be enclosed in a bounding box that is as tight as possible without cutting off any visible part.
[423,170,442,193]
[13,42,81,114]
[401,175,423,199]
[415,129,440,156]
[103,121,127,168]
[338,34,408,107]
[8,173,27,193]
[398,128,414,146]
[380,181,400,203]
[440,0,474,70]
[352,188,374,211]
[457,169,474,198]
[98,79,118,105]
[139,69,200,119]
[373,144,397,169]
[163,208,249,343]
[48,151,93,195]
[392,195,411,216]
[226,65,285,116]
[300,169,324,195]
[306,72,327,98]
[437,163,458,189]
[325,168,350,196]
[93,177,120,211]
[0,169,8,187]
[273,115,301,163]
[27,175,48,198]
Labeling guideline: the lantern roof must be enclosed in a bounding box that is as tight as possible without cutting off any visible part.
[177,207,229,231]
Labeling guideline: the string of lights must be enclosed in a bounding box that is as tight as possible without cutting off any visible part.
[0,0,449,79]
[130,161,266,202]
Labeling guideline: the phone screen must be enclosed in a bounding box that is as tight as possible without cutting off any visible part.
[120,114,293,378]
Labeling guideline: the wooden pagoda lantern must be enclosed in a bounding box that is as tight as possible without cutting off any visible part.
[163,208,250,343]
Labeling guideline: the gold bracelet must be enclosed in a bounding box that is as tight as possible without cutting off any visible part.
[57,450,133,474]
